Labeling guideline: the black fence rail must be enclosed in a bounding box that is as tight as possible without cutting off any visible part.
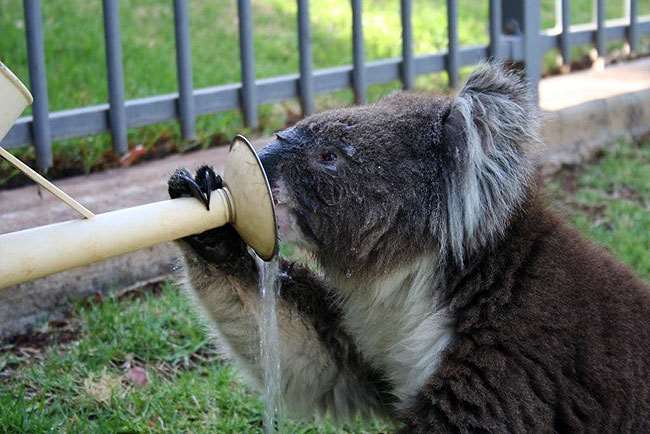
[2,0,650,171]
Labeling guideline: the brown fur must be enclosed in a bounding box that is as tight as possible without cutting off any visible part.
[400,188,650,433]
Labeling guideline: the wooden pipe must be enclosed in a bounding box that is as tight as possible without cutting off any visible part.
[0,64,277,290]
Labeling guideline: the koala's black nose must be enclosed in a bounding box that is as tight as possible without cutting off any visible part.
[258,139,286,186]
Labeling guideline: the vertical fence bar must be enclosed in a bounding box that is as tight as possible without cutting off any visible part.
[237,0,258,128]
[629,0,639,53]
[489,0,502,59]
[400,0,415,90]
[297,0,315,116]
[595,0,606,57]
[523,0,541,102]
[560,0,571,64]
[173,0,196,140]
[524,0,541,102]
[446,0,459,88]
[351,0,366,104]
[23,0,52,171]
[102,0,128,155]
[502,0,541,103]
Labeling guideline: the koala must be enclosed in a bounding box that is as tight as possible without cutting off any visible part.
[168,63,650,433]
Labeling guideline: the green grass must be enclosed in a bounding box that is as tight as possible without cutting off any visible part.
[2,0,649,186]
[0,284,389,433]
[1,137,649,433]
[548,138,650,282]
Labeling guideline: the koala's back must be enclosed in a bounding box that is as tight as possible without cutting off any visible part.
[401,194,650,433]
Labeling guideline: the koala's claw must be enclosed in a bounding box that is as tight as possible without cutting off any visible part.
[168,166,247,267]
[195,165,220,210]
[168,166,222,210]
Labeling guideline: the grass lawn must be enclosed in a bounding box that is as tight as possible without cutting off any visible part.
[547,139,650,282]
[1,137,649,433]
[2,0,649,186]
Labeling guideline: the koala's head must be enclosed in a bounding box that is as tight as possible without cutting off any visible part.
[259,63,539,281]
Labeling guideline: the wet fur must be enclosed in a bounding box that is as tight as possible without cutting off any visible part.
[170,63,650,432]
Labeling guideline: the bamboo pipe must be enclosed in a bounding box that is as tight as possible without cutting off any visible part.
[0,192,231,289]
[0,64,277,290]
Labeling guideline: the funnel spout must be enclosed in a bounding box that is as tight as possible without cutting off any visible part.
[0,61,277,290]
[0,136,277,290]
[223,135,278,261]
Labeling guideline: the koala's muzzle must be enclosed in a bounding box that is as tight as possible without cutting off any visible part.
[258,139,285,187]
[259,127,305,187]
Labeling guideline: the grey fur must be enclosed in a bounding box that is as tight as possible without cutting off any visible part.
[443,63,538,265]
[171,62,548,426]
[178,241,389,420]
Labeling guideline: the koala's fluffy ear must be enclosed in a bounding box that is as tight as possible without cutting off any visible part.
[441,62,539,265]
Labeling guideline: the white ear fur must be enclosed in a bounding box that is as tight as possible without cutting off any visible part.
[443,63,539,265]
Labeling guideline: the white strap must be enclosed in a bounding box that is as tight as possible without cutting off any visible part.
[0,146,95,219]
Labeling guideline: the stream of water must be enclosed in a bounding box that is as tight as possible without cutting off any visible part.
[255,254,282,433]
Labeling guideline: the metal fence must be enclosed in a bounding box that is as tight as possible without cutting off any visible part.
[2,0,650,171]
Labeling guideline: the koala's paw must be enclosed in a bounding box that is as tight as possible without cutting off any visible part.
[168,165,221,210]
[168,166,248,266]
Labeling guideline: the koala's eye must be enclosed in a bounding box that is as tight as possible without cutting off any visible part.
[319,151,337,163]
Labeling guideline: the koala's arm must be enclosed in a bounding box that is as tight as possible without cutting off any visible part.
[179,243,392,420]
[169,166,391,419]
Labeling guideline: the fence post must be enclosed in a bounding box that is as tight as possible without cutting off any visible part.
[502,0,541,103]
[102,0,128,155]
[560,0,571,65]
[173,0,196,141]
[297,0,315,116]
[400,0,415,90]
[23,0,52,171]
[629,0,639,53]
[489,0,503,59]
[595,0,606,58]
[237,0,258,129]
[446,0,459,89]
[351,0,366,105]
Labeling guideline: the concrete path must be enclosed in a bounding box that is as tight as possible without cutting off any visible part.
[1,57,649,338]
[539,57,650,111]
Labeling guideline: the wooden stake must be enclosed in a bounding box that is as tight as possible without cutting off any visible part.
[0,146,95,219]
